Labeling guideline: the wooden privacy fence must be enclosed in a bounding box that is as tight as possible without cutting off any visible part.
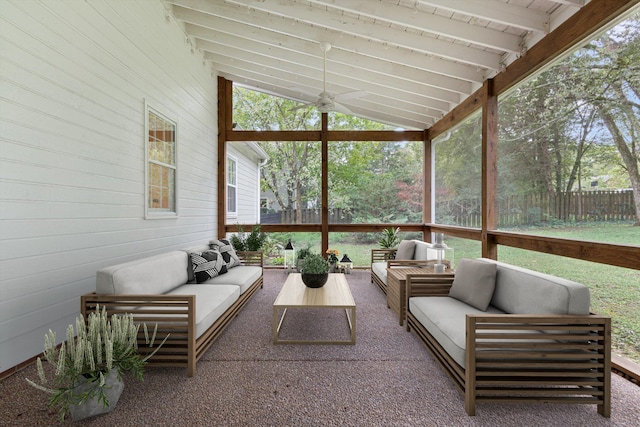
[437,189,636,227]
[261,190,635,226]
[261,208,353,224]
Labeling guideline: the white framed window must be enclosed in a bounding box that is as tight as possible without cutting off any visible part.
[227,155,237,217]
[145,102,177,218]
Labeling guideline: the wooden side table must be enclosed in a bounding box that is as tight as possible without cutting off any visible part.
[386,267,455,326]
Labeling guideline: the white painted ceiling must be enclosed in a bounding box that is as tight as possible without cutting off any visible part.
[166,0,588,129]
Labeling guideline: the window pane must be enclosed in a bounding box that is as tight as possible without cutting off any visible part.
[148,163,175,211]
[148,111,175,166]
[497,15,639,233]
[434,112,482,227]
[264,232,322,267]
[227,185,236,213]
[259,141,322,224]
[228,158,237,185]
[330,231,422,267]
[233,86,321,131]
[147,106,177,215]
[444,236,481,269]
[328,141,423,224]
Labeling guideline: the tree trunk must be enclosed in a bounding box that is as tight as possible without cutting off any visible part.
[599,108,640,226]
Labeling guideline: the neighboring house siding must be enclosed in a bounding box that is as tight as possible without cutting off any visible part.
[227,145,262,225]
[0,0,218,372]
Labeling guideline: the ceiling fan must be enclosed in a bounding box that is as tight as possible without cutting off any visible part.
[291,42,367,114]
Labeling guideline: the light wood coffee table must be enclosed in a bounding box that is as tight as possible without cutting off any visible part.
[273,273,356,345]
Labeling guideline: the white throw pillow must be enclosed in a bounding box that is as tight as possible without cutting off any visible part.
[395,240,416,260]
[448,259,497,311]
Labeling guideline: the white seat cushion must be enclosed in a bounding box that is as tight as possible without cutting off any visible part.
[166,284,240,338]
[200,266,262,294]
[410,296,505,368]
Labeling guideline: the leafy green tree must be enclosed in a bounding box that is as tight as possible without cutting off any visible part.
[496,14,639,224]
[434,114,482,225]
[576,16,640,225]
[233,86,423,224]
[233,88,321,223]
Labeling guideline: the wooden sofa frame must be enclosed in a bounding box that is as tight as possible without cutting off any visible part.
[371,249,435,294]
[404,274,611,417]
[81,251,263,378]
[370,248,396,293]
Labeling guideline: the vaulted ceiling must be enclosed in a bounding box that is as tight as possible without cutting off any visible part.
[167,0,593,130]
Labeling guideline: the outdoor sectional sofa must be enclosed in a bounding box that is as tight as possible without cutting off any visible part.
[405,258,611,416]
[370,239,440,294]
[81,242,263,377]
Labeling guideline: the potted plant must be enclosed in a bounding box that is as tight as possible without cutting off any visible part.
[295,245,313,271]
[26,306,166,422]
[299,253,329,288]
[230,224,267,252]
[379,227,400,260]
[379,227,400,249]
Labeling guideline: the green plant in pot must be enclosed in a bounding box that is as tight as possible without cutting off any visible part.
[295,245,313,271]
[26,306,167,422]
[379,227,400,260]
[379,227,400,249]
[230,224,267,252]
[299,253,329,288]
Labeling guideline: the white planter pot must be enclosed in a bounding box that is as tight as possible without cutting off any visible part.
[69,369,124,422]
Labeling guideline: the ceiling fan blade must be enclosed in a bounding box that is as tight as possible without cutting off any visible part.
[287,42,362,116]
[332,102,354,115]
[334,90,368,101]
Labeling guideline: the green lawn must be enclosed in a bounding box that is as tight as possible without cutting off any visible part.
[269,224,640,363]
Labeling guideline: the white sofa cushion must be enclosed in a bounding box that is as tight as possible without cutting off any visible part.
[413,240,438,261]
[409,296,505,368]
[96,251,188,295]
[448,259,497,311]
[395,240,416,260]
[200,265,263,294]
[166,284,240,338]
[371,261,389,285]
[477,259,590,315]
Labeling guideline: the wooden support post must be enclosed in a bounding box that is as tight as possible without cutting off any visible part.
[217,77,232,238]
[321,113,329,256]
[423,130,432,242]
[481,79,498,259]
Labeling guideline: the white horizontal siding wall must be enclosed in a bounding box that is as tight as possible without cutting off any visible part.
[227,144,261,226]
[0,0,219,372]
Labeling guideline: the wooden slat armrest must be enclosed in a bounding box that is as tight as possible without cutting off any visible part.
[464,313,611,417]
[467,312,610,324]
[237,251,264,267]
[406,274,455,297]
[465,313,611,360]
[387,259,451,269]
[371,249,396,263]
[388,259,432,268]
[81,293,196,317]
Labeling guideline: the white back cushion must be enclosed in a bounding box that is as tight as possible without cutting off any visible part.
[96,251,188,295]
